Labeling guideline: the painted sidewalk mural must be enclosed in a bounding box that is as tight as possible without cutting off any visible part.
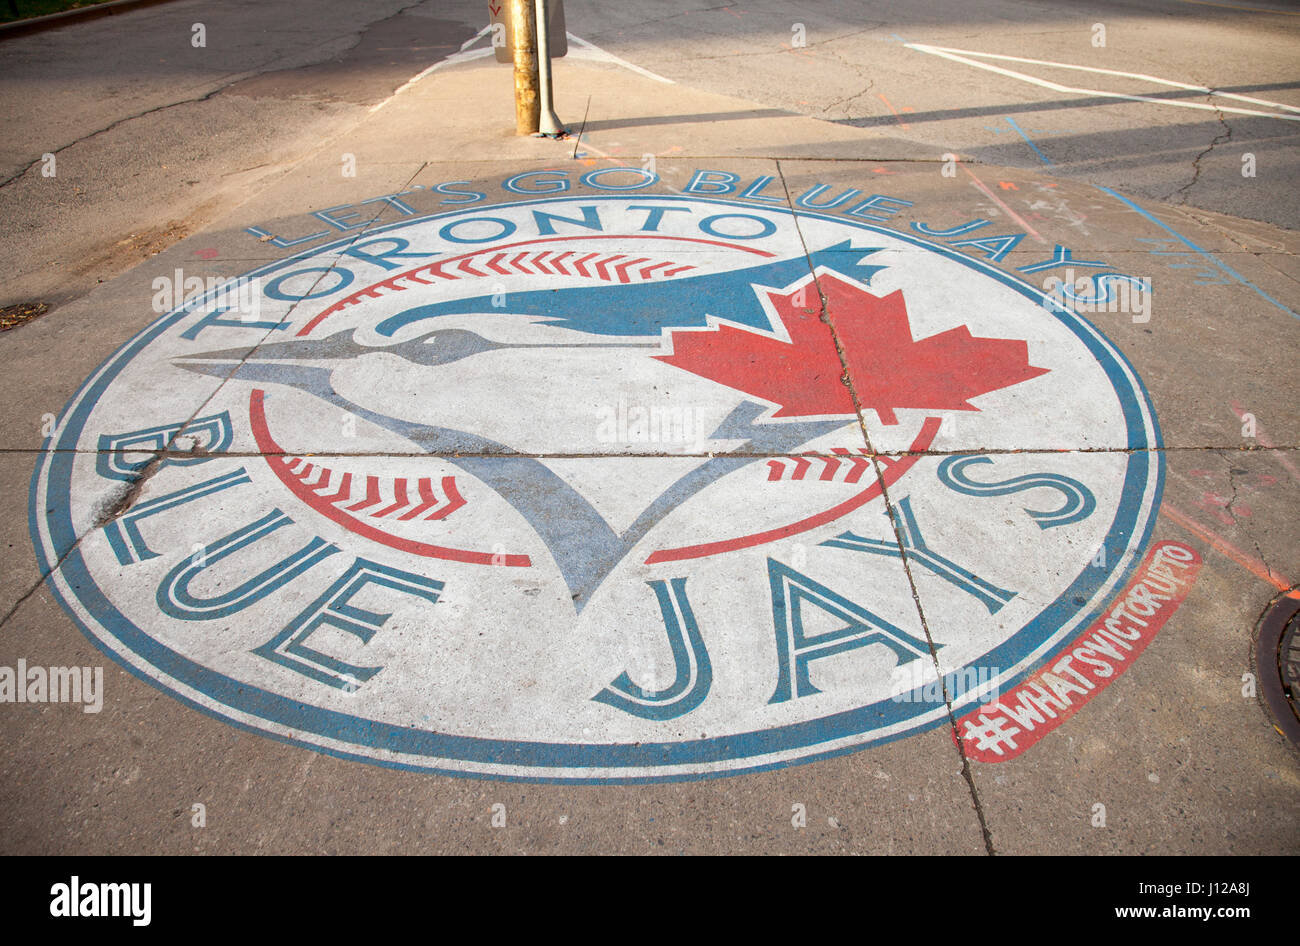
[32,182,1170,781]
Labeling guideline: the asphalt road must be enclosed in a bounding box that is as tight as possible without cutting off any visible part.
[0,0,485,309]
[569,0,1300,233]
[3,0,1299,313]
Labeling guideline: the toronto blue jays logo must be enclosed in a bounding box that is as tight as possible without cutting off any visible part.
[32,191,1162,781]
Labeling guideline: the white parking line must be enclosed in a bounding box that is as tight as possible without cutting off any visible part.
[905,43,1300,121]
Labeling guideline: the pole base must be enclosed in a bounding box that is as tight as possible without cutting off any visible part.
[538,110,566,136]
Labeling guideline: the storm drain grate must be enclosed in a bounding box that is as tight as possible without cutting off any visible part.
[1257,594,1300,747]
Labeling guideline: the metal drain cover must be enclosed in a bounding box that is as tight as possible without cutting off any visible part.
[1258,594,1300,745]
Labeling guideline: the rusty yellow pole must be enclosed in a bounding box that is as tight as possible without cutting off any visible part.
[510,0,540,135]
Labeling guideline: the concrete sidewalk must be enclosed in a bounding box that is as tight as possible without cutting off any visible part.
[1,45,1297,854]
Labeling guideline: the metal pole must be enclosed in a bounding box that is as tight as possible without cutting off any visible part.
[534,0,565,136]
[510,0,539,135]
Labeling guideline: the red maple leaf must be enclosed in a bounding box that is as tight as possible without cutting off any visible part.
[656,273,1049,424]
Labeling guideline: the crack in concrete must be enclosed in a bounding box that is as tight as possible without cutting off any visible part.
[1221,455,1281,585]
[819,79,876,116]
[88,437,218,527]
[0,555,66,634]
[0,197,423,637]
[814,32,887,118]
[1256,260,1300,291]
[164,162,430,464]
[775,157,996,856]
[1166,204,1300,292]
[0,75,261,191]
[1172,206,1286,253]
[772,159,875,454]
[0,0,431,192]
[0,448,204,633]
[871,452,999,856]
[92,449,167,528]
[1171,94,1233,205]
[1170,226,1300,294]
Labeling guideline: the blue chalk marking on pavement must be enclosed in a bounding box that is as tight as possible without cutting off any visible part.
[1100,186,1297,320]
[1004,116,1052,165]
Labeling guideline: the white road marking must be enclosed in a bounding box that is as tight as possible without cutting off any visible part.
[370,27,673,114]
[905,43,1300,122]
[461,24,493,51]
[565,32,676,84]
[371,39,494,113]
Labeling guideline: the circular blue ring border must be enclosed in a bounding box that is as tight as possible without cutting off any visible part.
[31,194,1165,783]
